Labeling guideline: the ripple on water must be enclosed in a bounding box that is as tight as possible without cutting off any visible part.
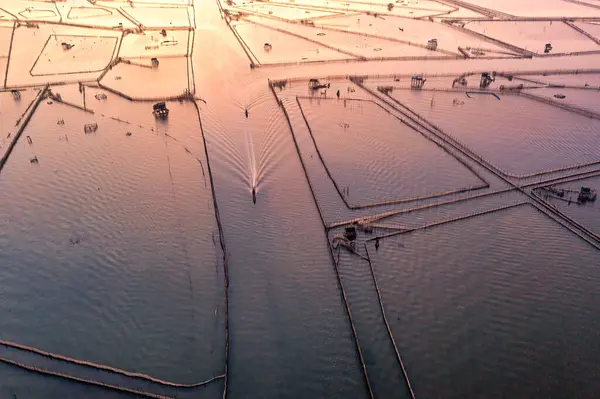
[0,101,224,384]
[369,204,600,399]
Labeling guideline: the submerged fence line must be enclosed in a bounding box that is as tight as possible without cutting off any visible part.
[363,243,416,399]
[0,356,172,399]
[0,339,223,388]
[355,79,600,245]
[244,18,365,60]
[269,81,374,399]
[328,186,515,228]
[372,202,529,241]
[3,21,16,88]
[309,21,462,58]
[192,100,230,399]
[96,81,193,102]
[330,165,600,229]
[442,22,531,56]
[564,21,600,45]
[519,90,600,120]
[0,85,47,173]
[530,191,600,244]
[329,246,375,399]
[369,85,600,180]
[295,94,489,209]
[371,201,600,250]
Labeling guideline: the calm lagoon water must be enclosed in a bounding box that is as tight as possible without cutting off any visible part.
[1,0,600,397]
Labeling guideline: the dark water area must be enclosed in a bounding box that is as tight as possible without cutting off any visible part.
[2,0,600,398]
[369,205,600,399]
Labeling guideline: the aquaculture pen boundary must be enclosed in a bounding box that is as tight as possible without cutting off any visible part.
[308,19,464,58]
[234,7,462,58]
[26,33,120,78]
[519,90,600,120]
[268,80,375,399]
[0,85,47,173]
[367,202,600,250]
[0,340,224,389]
[353,78,600,245]
[0,96,227,397]
[328,167,600,230]
[226,19,260,67]
[192,100,230,399]
[254,0,454,19]
[436,0,512,18]
[442,21,533,56]
[237,18,365,60]
[237,17,469,65]
[294,95,490,209]
[374,86,600,179]
[363,243,416,399]
[2,21,16,88]
[0,356,172,399]
[66,6,115,21]
[564,20,600,45]
[531,190,600,241]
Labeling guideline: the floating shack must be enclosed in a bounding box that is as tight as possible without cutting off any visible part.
[344,226,357,241]
[578,187,597,202]
[480,72,495,88]
[153,102,169,118]
[84,123,98,134]
[410,74,426,89]
[308,79,330,90]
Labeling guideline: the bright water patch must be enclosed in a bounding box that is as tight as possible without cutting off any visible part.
[369,204,600,399]
[6,25,116,86]
[100,57,191,99]
[524,87,600,114]
[455,0,600,17]
[31,34,118,77]
[121,5,192,28]
[265,0,454,18]
[246,16,442,59]
[230,21,352,64]
[119,29,190,58]
[314,14,512,56]
[517,73,600,87]
[236,3,341,21]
